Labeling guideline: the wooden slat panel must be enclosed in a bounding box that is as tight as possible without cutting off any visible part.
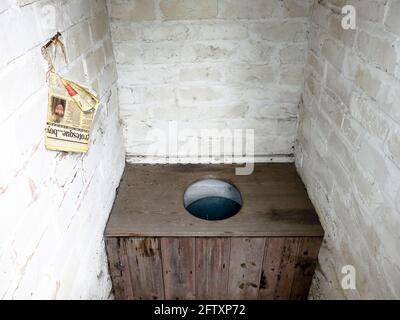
[195,238,230,299]
[105,237,134,299]
[161,238,196,299]
[228,238,265,299]
[290,237,322,300]
[258,238,286,299]
[125,238,164,299]
[259,237,300,300]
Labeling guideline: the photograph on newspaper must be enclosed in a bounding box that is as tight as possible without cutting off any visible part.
[45,72,97,153]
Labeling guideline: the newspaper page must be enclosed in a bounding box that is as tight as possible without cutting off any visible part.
[45,72,98,153]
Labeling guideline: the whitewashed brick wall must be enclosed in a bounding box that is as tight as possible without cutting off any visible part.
[296,0,400,299]
[108,0,313,163]
[0,0,125,299]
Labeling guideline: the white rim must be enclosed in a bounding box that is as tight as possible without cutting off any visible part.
[183,179,242,208]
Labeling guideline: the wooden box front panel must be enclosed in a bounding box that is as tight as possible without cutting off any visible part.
[106,236,321,300]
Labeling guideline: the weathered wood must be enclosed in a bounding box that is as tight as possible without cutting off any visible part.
[105,164,323,300]
[290,237,322,300]
[124,238,164,299]
[272,238,300,299]
[161,238,196,299]
[105,237,134,299]
[228,238,266,299]
[105,164,324,238]
[195,238,230,299]
[258,238,286,299]
[107,236,322,300]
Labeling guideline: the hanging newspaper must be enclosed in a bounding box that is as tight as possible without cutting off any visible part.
[42,32,100,153]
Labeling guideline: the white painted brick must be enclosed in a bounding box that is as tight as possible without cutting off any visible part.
[143,42,182,64]
[249,21,308,42]
[0,49,45,124]
[226,64,276,86]
[160,0,217,20]
[356,31,397,73]
[354,65,382,99]
[325,65,352,106]
[348,0,387,23]
[84,46,106,81]
[119,65,179,85]
[237,41,275,63]
[179,65,221,82]
[0,0,124,300]
[280,65,304,86]
[178,86,224,103]
[109,0,155,21]
[328,14,356,47]
[283,0,313,18]
[182,41,238,62]
[188,23,247,40]
[349,94,390,141]
[297,0,400,300]
[322,38,345,71]
[385,0,400,36]
[0,5,42,67]
[142,24,189,42]
[60,0,92,28]
[218,0,281,19]
[382,81,400,125]
[0,0,12,14]
[279,45,306,64]
[387,131,400,167]
[110,22,142,42]
[247,102,297,120]
[90,10,110,43]
[109,0,312,162]
[64,21,93,62]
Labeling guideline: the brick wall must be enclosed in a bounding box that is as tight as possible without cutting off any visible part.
[296,0,400,299]
[3,0,400,300]
[108,0,313,163]
[0,0,125,299]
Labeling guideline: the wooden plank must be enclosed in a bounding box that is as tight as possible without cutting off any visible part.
[105,237,134,299]
[124,238,164,299]
[105,164,324,238]
[161,238,196,299]
[195,238,230,299]
[228,238,265,299]
[290,237,322,300]
[258,238,286,300]
[260,237,300,300]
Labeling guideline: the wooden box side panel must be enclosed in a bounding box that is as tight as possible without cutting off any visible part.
[125,237,164,299]
[161,238,196,299]
[195,238,230,299]
[228,238,266,299]
[105,238,134,299]
[290,237,322,300]
[106,236,322,300]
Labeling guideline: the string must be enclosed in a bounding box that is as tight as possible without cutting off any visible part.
[41,33,68,80]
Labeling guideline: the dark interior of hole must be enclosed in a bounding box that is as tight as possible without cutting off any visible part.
[185,196,242,221]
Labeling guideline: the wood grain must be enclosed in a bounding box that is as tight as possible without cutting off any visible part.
[195,238,230,299]
[107,236,322,300]
[228,238,266,299]
[105,163,323,299]
[271,238,299,299]
[290,237,322,300]
[258,237,287,299]
[161,238,196,299]
[105,237,134,299]
[124,238,164,299]
[105,164,323,238]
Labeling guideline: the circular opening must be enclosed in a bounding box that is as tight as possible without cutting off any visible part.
[183,179,242,221]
